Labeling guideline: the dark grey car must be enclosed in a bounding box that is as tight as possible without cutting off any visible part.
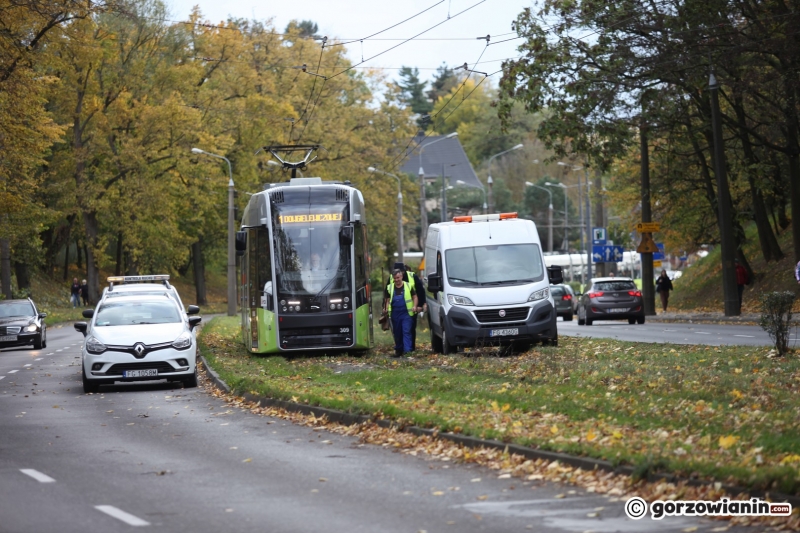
[0,298,47,350]
[550,284,575,321]
[578,277,645,326]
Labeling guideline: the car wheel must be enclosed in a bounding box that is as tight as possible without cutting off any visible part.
[637,316,645,324]
[577,307,585,326]
[628,318,636,325]
[586,317,593,326]
[564,312,573,322]
[33,334,43,350]
[431,330,443,353]
[182,367,198,388]
[82,368,100,394]
[441,325,454,355]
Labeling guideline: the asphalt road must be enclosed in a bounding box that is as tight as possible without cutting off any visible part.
[0,323,756,532]
[557,317,788,348]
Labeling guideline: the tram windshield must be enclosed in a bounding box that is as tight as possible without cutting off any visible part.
[272,203,351,297]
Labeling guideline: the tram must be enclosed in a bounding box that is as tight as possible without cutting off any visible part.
[235,145,373,353]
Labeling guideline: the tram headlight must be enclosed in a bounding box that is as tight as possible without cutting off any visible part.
[343,297,350,303]
[337,304,342,310]
[330,303,335,310]
[280,300,286,306]
[295,306,301,312]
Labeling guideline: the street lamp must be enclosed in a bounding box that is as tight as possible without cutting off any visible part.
[545,181,573,251]
[191,147,236,317]
[455,180,487,212]
[367,167,404,264]
[418,132,458,244]
[486,143,523,213]
[525,182,553,252]
[558,162,592,283]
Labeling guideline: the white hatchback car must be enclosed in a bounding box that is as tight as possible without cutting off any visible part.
[100,275,189,313]
[74,294,202,393]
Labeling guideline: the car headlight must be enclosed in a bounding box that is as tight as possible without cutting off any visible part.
[172,332,192,350]
[528,287,550,302]
[23,324,38,332]
[447,294,475,306]
[85,336,107,354]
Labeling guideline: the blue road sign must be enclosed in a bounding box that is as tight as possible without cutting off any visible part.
[592,227,607,245]
[592,245,625,263]
[654,242,665,261]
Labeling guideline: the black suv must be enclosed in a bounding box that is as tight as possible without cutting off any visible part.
[0,298,47,350]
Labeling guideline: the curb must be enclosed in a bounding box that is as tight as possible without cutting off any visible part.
[198,355,800,508]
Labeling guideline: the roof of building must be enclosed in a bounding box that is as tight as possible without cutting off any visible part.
[398,134,483,190]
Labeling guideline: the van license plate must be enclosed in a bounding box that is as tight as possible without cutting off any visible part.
[490,328,518,337]
[123,369,158,378]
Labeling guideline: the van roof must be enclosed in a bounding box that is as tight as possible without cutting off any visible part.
[431,217,541,247]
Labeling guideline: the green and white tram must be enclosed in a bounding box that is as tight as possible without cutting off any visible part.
[236,162,373,353]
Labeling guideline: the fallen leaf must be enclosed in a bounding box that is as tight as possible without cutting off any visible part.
[242,458,252,463]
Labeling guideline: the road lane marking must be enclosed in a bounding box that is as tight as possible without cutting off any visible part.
[95,506,150,526]
[20,469,55,483]
[23,364,31,367]
[0,376,5,380]
[734,335,755,338]
[695,332,710,335]
[35,358,43,361]
[8,370,18,374]
[56,349,62,352]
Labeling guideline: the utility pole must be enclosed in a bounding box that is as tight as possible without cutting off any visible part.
[593,169,606,276]
[709,70,740,315]
[640,112,656,316]
[418,167,428,247]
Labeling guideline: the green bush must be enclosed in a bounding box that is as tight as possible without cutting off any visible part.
[758,291,795,355]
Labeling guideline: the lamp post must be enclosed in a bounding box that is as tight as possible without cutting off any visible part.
[524,182,553,252]
[191,147,236,317]
[486,143,523,213]
[455,180,487,213]
[557,162,592,285]
[367,167,404,264]
[418,132,458,244]
[545,181,571,251]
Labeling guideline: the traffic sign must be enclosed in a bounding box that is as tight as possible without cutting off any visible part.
[592,245,625,263]
[637,233,659,253]
[653,242,664,261]
[636,222,661,233]
[592,227,606,245]
[653,260,662,268]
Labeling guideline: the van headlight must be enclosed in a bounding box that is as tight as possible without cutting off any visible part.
[447,294,475,306]
[85,336,107,354]
[172,332,192,350]
[528,287,549,302]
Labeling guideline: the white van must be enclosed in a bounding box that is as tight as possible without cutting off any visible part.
[424,213,563,353]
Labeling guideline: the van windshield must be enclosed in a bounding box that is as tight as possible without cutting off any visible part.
[445,244,545,286]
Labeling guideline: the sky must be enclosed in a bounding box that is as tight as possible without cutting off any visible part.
[166,0,535,85]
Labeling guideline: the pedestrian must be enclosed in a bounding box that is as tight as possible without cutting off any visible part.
[383,268,418,358]
[80,279,89,306]
[735,259,749,310]
[70,277,81,308]
[405,264,427,351]
[795,261,800,284]
[655,270,673,312]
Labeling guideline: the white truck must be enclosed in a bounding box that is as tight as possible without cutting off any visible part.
[423,213,563,353]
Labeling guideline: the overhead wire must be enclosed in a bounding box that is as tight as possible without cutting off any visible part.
[331,0,446,47]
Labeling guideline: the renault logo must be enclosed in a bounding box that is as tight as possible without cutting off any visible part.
[133,343,146,358]
[499,309,506,318]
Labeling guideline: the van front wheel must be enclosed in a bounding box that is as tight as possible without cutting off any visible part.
[442,326,454,355]
[431,330,443,353]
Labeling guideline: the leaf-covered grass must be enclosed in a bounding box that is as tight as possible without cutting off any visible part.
[200,316,800,495]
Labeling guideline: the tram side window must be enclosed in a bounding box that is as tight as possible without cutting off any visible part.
[257,227,273,308]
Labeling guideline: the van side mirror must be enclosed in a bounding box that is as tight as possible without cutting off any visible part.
[74,322,88,336]
[235,231,247,256]
[189,316,202,330]
[187,305,200,315]
[427,274,442,293]
[547,265,564,285]
[339,225,354,246]
[82,309,94,319]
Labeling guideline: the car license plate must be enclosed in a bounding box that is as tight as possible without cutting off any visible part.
[0,335,18,342]
[490,328,519,337]
[609,308,628,313]
[123,369,158,378]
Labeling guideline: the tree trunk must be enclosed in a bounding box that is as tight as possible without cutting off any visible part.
[0,237,11,299]
[782,77,800,263]
[114,232,123,276]
[83,211,101,305]
[732,97,783,261]
[76,238,82,270]
[13,261,30,294]
[192,240,207,305]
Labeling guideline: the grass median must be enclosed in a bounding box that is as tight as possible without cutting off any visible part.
[199,316,800,495]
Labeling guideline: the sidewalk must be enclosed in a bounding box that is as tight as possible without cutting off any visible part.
[647,310,799,325]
